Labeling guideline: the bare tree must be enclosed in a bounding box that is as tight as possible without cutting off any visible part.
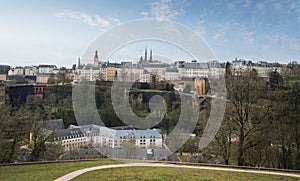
[214,112,235,165]
[227,69,271,166]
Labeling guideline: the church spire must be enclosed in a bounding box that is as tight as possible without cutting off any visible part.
[78,57,81,68]
[94,50,99,67]
[144,47,147,62]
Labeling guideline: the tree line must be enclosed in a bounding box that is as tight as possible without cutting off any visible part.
[196,62,300,169]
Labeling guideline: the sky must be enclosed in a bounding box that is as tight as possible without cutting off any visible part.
[0,0,299,67]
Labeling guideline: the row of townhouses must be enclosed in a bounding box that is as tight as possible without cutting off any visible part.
[0,64,73,84]
[75,49,226,82]
[75,49,281,82]
[231,58,281,77]
[0,48,282,84]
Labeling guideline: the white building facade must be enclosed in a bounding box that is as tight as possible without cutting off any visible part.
[53,124,163,151]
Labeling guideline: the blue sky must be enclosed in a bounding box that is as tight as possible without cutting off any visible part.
[0,0,299,67]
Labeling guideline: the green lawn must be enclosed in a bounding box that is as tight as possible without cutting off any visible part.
[0,160,298,181]
[0,159,119,181]
[73,167,299,181]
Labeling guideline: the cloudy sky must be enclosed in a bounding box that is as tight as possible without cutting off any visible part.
[0,0,299,67]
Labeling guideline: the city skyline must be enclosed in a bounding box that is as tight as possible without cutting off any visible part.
[0,0,299,67]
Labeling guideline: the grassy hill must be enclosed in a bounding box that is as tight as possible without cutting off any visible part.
[0,159,119,181]
[0,160,299,181]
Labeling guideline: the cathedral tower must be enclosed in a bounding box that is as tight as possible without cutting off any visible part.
[77,57,81,68]
[94,50,99,67]
[144,47,147,62]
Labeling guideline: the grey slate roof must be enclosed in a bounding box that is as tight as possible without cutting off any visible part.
[83,64,100,70]
[53,124,162,140]
[195,76,205,80]
[207,61,224,68]
[183,62,209,69]
[55,128,84,138]
[38,64,57,68]
[165,67,179,72]
[141,62,169,68]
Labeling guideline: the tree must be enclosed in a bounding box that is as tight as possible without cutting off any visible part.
[225,61,232,78]
[30,123,64,161]
[226,69,270,166]
[0,106,31,163]
[151,74,157,89]
[214,112,235,165]
[269,90,295,169]
[72,64,76,70]
[30,125,50,161]
[120,141,139,159]
[288,82,300,169]
[269,70,283,91]
[44,141,65,160]
[179,137,199,156]
[57,70,71,85]
[166,83,170,91]
[47,77,56,84]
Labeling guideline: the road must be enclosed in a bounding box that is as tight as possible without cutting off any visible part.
[54,162,300,181]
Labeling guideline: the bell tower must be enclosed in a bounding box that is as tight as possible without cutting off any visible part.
[94,50,99,67]
[144,47,147,62]
[77,57,81,68]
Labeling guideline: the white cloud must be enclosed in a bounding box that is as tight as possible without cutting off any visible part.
[158,21,182,36]
[213,21,239,44]
[150,0,189,20]
[95,15,110,27]
[108,17,121,25]
[194,20,206,37]
[282,35,300,51]
[241,31,254,44]
[213,30,229,44]
[140,11,149,17]
[265,34,300,51]
[55,10,110,27]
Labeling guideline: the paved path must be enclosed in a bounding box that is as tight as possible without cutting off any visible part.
[54,162,300,181]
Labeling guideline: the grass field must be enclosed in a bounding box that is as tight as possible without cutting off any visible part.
[0,159,119,181]
[73,167,299,181]
[0,160,299,181]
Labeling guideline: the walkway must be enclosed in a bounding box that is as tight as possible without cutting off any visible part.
[54,162,300,181]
